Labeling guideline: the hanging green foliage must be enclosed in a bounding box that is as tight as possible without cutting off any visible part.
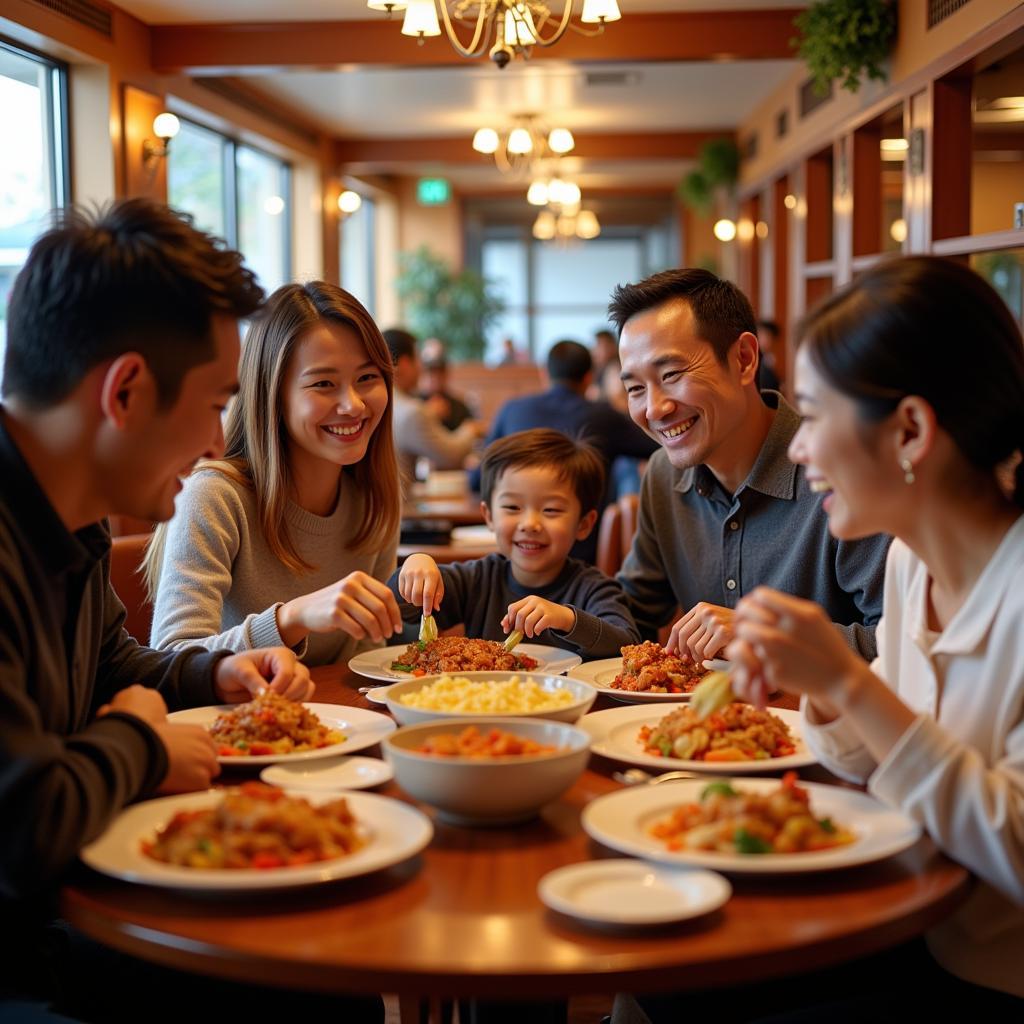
[678,170,713,214]
[677,137,740,213]
[699,138,740,189]
[792,0,897,97]
[394,246,505,362]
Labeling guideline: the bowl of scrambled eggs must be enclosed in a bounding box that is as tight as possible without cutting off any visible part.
[383,672,596,726]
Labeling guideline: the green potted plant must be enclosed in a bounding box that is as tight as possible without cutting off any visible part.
[394,246,506,362]
[793,0,897,97]
[677,138,740,214]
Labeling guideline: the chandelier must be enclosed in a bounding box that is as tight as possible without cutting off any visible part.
[472,115,574,175]
[530,176,599,241]
[368,0,622,68]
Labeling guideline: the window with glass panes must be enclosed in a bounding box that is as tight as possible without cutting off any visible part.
[168,119,291,295]
[0,40,68,365]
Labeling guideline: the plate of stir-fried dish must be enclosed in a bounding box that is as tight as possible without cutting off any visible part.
[568,642,710,703]
[168,690,396,764]
[582,774,922,874]
[349,638,582,683]
[81,782,433,890]
[578,702,816,772]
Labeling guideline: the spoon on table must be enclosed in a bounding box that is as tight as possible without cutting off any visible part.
[613,768,702,785]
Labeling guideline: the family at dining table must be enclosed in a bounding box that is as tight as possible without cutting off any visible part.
[1,195,1022,1020]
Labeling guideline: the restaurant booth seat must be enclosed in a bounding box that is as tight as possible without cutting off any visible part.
[109,533,154,644]
[595,500,623,577]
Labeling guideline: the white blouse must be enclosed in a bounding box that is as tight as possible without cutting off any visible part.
[803,516,1024,997]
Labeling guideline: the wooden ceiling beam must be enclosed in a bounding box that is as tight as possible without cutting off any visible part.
[151,10,802,73]
[335,130,734,166]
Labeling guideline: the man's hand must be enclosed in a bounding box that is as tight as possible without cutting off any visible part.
[213,647,314,704]
[665,602,736,662]
[398,554,444,616]
[502,596,576,638]
[97,684,168,727]
[278,572,403,646]
[152,722,219,793]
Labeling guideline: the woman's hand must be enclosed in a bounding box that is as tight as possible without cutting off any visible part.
[665,602,735,662]
[726,587,863,715]
[214,648,315,703]
[502,596,575,638]
[278,572,403,645]
[398,554,444,616]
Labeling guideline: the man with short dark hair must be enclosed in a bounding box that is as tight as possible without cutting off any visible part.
[611,267,889,662]
[418,345,475,431]
[0,200,318,1018]
[384,327,480,481]
[473,339,657,563]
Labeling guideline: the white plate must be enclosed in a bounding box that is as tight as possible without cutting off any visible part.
[538,859,731,925]
[168,703,396,765]
[583,779,921,874]
[81,788,433,891]
[365,686,391,705]
[348,643,583,683]
[260,756,393,791]
[578,705,815,773]
[568,658,695,704]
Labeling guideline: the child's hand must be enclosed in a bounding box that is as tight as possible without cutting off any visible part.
[399,554,444,615]
[502,596,576,638]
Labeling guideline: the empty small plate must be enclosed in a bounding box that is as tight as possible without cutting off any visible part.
[260,756,393,792]
[538,859,731,926]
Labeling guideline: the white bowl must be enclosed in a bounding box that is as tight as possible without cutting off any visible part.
[383,717,591,825]
[383,671,596,726]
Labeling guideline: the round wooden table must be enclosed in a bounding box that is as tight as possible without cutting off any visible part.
[61,666,970,1008]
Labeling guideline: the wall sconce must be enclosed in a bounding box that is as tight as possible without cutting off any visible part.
[143,112,180,164]
[338,190,363,216]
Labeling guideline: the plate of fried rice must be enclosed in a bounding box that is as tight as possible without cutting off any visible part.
[169,691,396,764]
[578,703,815,772]
[81,783,433,890]
[349,639,582,683]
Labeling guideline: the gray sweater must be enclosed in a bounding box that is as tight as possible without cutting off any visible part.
[387,553,640,659]
[151,468,398,665]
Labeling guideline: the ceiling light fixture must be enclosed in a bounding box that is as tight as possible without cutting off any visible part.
[370,0,621,68]
[473,114,574,176]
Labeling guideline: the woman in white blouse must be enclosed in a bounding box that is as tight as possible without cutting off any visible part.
[727,255,1024,1009]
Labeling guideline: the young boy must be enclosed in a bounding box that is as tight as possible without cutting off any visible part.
[392,428,639,658]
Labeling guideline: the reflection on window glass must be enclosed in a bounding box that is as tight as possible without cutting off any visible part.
[167,120,227,240]
[168,121,291,296]
[972,249,1024,324]
[237,145,289,294]
[341,197,375,314]
[0,42,66,364]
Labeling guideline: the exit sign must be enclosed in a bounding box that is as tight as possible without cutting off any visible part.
[417,178,451,206]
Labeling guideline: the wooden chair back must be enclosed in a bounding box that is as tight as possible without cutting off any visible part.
[595,500,623,577]
[109,533,154,644]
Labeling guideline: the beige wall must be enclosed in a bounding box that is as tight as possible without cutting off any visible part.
[738,0,1023,192]
[395,177,464,269]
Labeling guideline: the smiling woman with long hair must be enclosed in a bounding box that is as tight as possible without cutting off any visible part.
[144,281,403,666]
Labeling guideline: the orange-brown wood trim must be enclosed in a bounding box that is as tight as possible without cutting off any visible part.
[151,11,803,73]
[335,131,734,166]
[852,123,882,258]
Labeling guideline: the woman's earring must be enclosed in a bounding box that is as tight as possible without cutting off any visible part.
[900,458,915,485]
